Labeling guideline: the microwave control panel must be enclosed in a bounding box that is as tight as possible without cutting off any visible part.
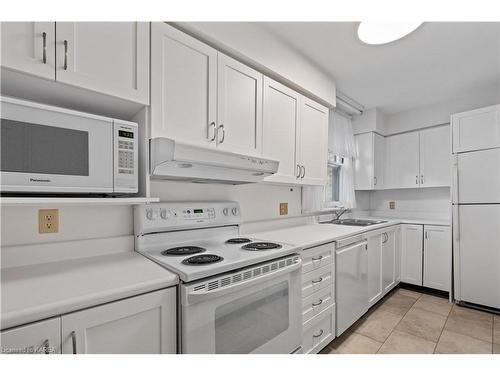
[114,120,138,193]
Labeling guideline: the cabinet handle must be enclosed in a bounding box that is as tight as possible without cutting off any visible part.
[312,299,324,307]
[313,329,324,338]
[416,175,419,185]
[382,233,388,243]
[296,164,301,178]
[312,277,323,284]
[63,40,68,70]
[71,331,77,354]
[218,124,225,144]
[43,339,50,354]
[312,255,323,261]
[421,175,424,185]
[374,176,377,186]
[301,165,306,178]
[42,32,47,64]
[425,231,428,240]
[208,122,216,142]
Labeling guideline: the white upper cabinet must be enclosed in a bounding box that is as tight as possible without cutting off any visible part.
[452,104,500,153]
[217,53,263,156]
[1,22,56,80]
[354,132,385,190]
[400,224,423,286]
[150,22,217,145]
[385,132,420,189]
[298,97,328,185]
[1,317,61,354]
[419,125,451,187]
[423,225,451,292]
[262,77,300,183]
[61,289,176,354]
[55,22,149,104]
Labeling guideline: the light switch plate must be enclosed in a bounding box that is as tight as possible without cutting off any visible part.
[39,209,59,234]
[279,202,288,216]
[389,201,396,210]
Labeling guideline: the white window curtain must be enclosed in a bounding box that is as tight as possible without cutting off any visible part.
[302,109,357,212]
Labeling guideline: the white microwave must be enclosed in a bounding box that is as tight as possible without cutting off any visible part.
[0,96,138,195]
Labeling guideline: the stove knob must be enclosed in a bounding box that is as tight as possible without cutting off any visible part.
[232,207,238,216]
[223,208,229,216]
[160,208,169,220]
[146,209,157,220]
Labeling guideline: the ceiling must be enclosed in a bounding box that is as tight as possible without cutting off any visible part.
[261,22,500,114]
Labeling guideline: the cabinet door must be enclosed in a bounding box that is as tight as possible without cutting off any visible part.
[401,224,423,286]
[1,317,61,354]
[354,133,374,190]
[61,289,176,354]
[385,132,420,189]
[217,53,263,156]
[395,226,402,282]
[0,22,55,79]
[262,77,300,183]
[298,97,328,185]
[423,226,451,292]
[55,22,149,104]
[452,105,500,153]
[150,23,217,145]
[382,229,397,293]
[373,133,386,190]
[420,125,451,187]
[367,233,383,307]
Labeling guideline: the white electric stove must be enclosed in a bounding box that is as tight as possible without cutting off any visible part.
[134,201,303,354]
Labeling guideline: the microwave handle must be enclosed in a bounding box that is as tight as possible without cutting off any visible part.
[185,258,302,305]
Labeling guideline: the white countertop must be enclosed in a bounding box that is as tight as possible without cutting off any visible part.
[1,251,178,330]
[248,216,450,250]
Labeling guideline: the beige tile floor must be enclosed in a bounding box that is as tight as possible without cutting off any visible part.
[320,287,500,354]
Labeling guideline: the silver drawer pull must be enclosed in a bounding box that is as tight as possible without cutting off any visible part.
[208,121,216,142]
[63,40,68,70]
[312,255,323,261]
[313,329,324,338]
[218,124,225,143]
[71,331,77,354]
[312,277,323,284]
[312,299,323,307]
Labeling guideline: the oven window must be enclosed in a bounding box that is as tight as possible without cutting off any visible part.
[214,281,289,354]
[1,119,89,176]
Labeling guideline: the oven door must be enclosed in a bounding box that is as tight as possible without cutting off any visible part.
[0,97,113,193]
[180,255,302,354]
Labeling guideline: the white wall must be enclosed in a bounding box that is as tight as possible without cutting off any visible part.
[384,83,500,135]
[175,22,336,107]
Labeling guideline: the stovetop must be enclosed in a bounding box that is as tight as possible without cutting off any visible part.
[134,202,301,283]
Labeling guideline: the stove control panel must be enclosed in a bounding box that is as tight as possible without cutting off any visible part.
[135,201,241,235]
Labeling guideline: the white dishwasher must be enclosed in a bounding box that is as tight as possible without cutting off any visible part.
[335,235,368,336]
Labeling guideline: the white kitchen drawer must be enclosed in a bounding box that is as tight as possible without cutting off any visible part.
[302,264,334,299]
[302,284,334,323]
[302,305,335,354]
[301,242,334,274]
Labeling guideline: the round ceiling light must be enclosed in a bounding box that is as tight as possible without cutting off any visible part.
[357,22,423,45]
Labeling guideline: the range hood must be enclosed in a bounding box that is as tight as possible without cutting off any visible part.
[150,138,279,184]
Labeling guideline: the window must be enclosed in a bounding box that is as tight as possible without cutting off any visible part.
[325,160,343,208]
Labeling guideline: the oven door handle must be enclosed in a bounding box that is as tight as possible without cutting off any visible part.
[184,258,302,305]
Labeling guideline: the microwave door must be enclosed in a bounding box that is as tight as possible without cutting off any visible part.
[1,98,114,193]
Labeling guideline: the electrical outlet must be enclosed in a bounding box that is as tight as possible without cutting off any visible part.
[279,202,288,216]
[389,201,396,210]
[39,209,59,234]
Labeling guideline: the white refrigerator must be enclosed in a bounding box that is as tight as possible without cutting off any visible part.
[453,147,500,309]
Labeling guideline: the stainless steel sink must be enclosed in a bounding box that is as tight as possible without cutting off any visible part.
[321,218,387,227]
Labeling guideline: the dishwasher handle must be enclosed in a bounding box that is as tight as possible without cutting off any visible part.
[336,240,368,255]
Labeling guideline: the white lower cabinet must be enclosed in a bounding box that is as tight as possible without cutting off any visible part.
[61,288,176,354]
[401,224,424,285]
[1,288,176,355]
[1,317,61,354]
[367,226,400,308]
[423,226,451,292]
[300,242,335,354]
